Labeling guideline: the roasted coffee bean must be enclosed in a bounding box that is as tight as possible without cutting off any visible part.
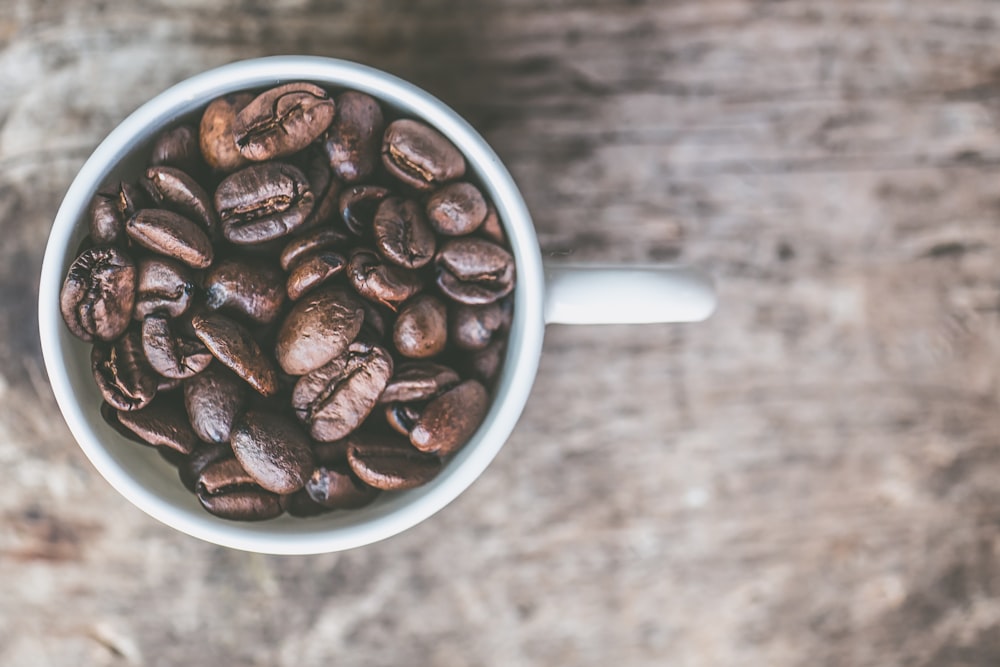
[297,149,342,231]
[215,162,315,244]
[60,246,136,342]
[347,248,424,311]
[410,379,488,456]
[150,123,201,174]
[347,435,442,490]
[183,364,247,444]
[435,237,514,305]
[196,455,283,521]
[141,166,218,237]
[92,328,158,411]
[275,285,365,376]
[141,313,213,379]
[286,250,345,300]
[450,299,512,351]
[157,375,183,393]
[323,91,384,183]
[478,203,506,245]
[384,402,424,437]
[292,340,393,441]
[204,257,286,325]
[339,184,390,236]
[192,312,279,396]
[234,83,335,161]
[380,362,460,403]
[358,299,389,340]
[178,442,234,492]
[465,338,506,385]
[373,197,436,269]
[382,119,465,191]
[200,93,253,173]
[134,256,195,320]
[306,461,379,509]
[100,401,149,445]
[393,294,448,359]
[231,410,315,494]
[88,182,147,244]
[426,182,487,236]
[126,209,214,269]
[116,397,200,454]
[279,226,350,271]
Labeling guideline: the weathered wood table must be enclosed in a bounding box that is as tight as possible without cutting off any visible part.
[3,1,1000,664]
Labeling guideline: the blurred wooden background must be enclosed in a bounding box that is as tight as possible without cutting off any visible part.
[4,1,1000,665]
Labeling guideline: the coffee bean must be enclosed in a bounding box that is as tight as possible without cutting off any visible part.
[306,462,379,510]
[286,250,345,301]
[178,441,233,492]
[449,299,512,351]
[200,93,253,173]
[88,182,147,245]
[133,256,195,320]
[291,340,393,441]
[426,182,487,236]
[393,294,448,359]
[384,402,424,437]
[231,410,316,494]
[215,162,315,244]
[157,375,183,393]
[275,285,365,376]
[91,327,158,411]
[465,338,506,385]
[323,91,384,183]
[100,400,150,445]
[279,226,350,272]
[358,299,389,340]
[126,209,214,269]
[234,83,335,161]
[347,248,424,311]
[196,455,283,521]
[410,379,488,456]
[379,362,460,403]
[382,119,465,191]
[347,435,442,491]
[192,312,279,396]
[60,246,136,342]
[116,397,200,455]
[339,184,390,236]
[204,257,286,325]
[373,197,436,269]
[150,123,201,174]
[183,364,247,444]
[296,149,343,232]
[435,237,514,305]
[141,313,213,379]
[477,203,506,245]
[141,165,218,238]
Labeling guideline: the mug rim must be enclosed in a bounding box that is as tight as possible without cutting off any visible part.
[38,56,545,554]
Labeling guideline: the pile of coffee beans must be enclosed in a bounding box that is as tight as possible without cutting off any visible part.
[60,82,514,521]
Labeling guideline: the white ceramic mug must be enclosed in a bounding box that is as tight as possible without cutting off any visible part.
[38,56,716,554]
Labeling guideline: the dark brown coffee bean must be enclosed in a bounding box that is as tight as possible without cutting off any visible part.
[204,257,286,325]
[435,237,514,305]
[292,341,393,441]
[179,442,233,492]
[231,410,315,494]
[393,294,448,359]
[347,436,442,490]
[323,91,384,183]
[234,83,335,161]
[477,203,506,245]
[133,256,194,320]
[126,209,214,269]
[150,124,201,174]
[426,182,487,236]
[347,248,424,312]
[91,327,157,411]
[141,313,213,379]
[183,364,247,444]
[449,300,512,351]
[379,362,460,404]
[196,455,283,521]
[286,251,345,301]
[88,182,147,245]
[410,379,488,456]
[192,312,279,396]
[157,375,183,393]
[382,119,465,191]
[279,226,350,271]
[200,93,253,173]
[296,149,342,231]
[116,397,200,454]
[465,338,506,385]
[306,462,379,509]
[373,197,436,269]
[384,402,424,436]
[100,401,150,445]
[275,285,365,376]
[358,299,389,340]
[60,246,136,342]
[215,162,315,244]
[141,166,218,238]
[339,184,390,236]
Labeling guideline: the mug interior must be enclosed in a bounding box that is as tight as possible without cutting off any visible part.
[38,56,544,554]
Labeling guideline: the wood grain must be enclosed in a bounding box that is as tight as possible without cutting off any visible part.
[3,1,1000,664]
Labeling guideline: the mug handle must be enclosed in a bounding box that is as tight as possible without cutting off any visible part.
[543,264,717,325]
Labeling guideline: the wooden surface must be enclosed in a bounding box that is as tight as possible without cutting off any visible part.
[4,1,1000,664]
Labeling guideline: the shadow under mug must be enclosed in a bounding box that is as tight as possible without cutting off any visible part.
[38,56,716,554]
